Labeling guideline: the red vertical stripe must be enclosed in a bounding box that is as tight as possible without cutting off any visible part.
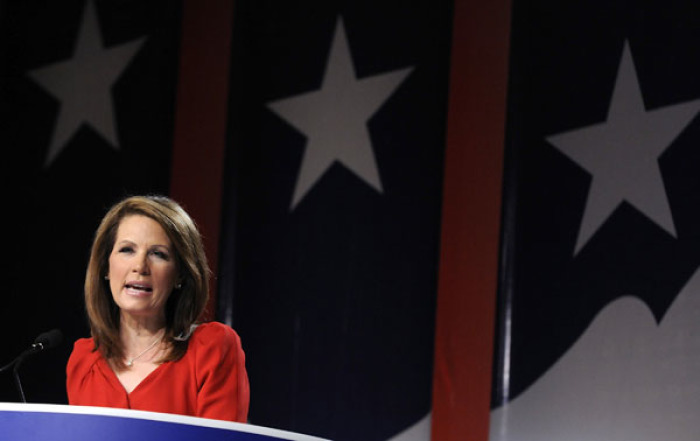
[432,0,511,440]
[170,0,234,317]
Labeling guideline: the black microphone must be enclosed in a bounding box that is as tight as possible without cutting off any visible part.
[32,329,64,352]
[0,329,63,402]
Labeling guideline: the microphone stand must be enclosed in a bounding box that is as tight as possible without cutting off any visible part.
[0,343,45,403]
[1,330,62,403]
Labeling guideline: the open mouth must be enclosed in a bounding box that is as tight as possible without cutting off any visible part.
[125,283,153,293]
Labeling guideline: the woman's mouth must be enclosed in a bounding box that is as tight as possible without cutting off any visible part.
[125,282,153,296]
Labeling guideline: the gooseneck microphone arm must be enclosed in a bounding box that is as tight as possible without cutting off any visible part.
[0,329,63,402]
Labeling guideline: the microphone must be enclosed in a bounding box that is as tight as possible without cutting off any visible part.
[32,329,63,352]
[0,329,63,402]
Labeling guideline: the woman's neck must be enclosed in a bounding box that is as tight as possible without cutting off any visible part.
[118,313,168,369]
[119,313,166,344]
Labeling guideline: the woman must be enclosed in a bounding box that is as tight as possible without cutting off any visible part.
[67,195,249,422]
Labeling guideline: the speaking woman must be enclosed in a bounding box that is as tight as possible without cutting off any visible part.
[67,195,249,422]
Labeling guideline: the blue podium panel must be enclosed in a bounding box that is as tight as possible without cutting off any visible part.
[0,403,329,441]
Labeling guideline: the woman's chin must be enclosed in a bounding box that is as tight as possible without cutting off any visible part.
[118,302,164,319]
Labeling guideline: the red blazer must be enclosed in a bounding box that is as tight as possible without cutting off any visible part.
[67,322,249,422]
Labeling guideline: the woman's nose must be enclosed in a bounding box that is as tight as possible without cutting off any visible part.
[133,253,150,274]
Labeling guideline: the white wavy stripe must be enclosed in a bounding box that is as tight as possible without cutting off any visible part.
[490,265,700,441]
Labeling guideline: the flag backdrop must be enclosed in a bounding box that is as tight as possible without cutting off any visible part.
[216,1,451,440]
[2,1,507,440]
[490,1,700,440]
[11,1,700,441]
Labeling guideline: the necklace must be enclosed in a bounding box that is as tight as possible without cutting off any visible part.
[125,332,164,367]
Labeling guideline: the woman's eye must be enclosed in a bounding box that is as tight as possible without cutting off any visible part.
[118,246,134,253]
[151,250,170,260]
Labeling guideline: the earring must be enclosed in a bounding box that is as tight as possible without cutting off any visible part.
[104,275,109,280]
[175,283,182,289]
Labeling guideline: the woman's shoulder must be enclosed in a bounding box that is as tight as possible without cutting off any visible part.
[188,322,244,361]
[67,337,100,376]
[190,321,240,344]
[72,336,96,351]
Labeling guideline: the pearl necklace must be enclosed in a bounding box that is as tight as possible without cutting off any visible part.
[125,332,164,367]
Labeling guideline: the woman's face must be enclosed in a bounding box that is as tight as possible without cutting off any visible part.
[108,214,180,321]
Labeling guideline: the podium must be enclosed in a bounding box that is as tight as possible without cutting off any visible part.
[0,403,329,441]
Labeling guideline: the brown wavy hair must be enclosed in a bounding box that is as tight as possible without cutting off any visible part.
[84,195,210,370]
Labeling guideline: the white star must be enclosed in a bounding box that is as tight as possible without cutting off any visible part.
[267,17,413,210]
[547,41,700,254]
[28,0,146,167]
